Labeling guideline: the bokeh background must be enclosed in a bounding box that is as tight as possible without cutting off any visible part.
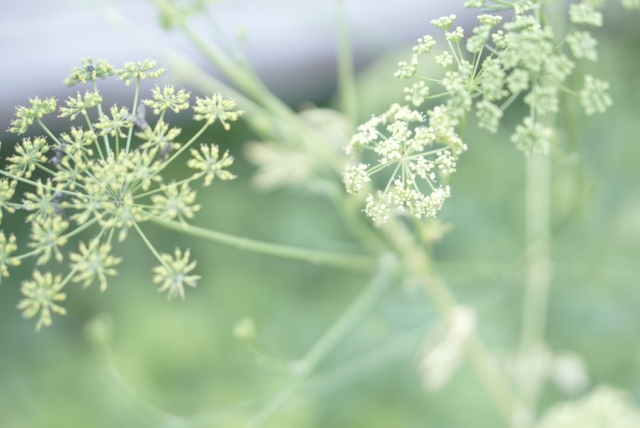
[1,1,640,427]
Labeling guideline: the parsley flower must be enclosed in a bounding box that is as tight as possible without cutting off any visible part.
[9,97,57,134]
[569,4,603,27]
[117,59,165,85]
[345,104,463,224]
[17,271,67,331]
[343,164,370,194]
[394,55,419,79]
[193,94,244,130]
[567,31,598,62]
[187,144,236,186]
[413,35,436,55]
[29,216,69,265]
[94,105,133,138]
[64,57,115,87]
[8,137,49,178]
[60,127,96,162]
[404,81,430,107]
[59,91,103,120]
[511,117,553,155]
[69,239,121,292]
[151,182,201,223]
[476,100,503,134]
[0,232,20,284]
[143,85,190,115]
[152,248,200,300]
[536,386,640,428]
[136,119,181,153]
[0,179,17,223]
[580,75,612,116]
[524,85,559,115]
[22,180,63,222]
[431,15,456,31]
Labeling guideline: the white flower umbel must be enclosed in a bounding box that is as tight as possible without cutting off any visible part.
[345,103,463,224]
[536,386,640,428]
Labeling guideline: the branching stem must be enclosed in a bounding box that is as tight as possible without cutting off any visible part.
[246,255,396,428]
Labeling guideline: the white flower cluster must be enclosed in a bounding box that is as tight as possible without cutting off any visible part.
[344,103,464,224]
[390,6,612,157]
[536,386,640,428]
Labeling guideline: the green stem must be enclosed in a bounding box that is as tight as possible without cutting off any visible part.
[132,221,166,266]
[93,81,111,157]
[83,111,105,160]
[336,0,358,129]
[149,216,378,272]
[458,110,471,139]
[0,169,55,192]
[500,90,522,111]
[518,154,552,414]
[380,219,520,425]
[246,255,396,428]
[34,163,59,177]
[126,79,141,154]
[36,119,64,147]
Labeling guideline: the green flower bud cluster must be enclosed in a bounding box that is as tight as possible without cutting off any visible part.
[2,58,243,330]
[348,0,613,224]
[398,2,610,153]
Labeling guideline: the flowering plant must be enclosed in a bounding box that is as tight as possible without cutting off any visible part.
[3,0,639,427]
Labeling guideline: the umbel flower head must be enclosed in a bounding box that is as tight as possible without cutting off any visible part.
[143,85,191,115]
[17,271,67,332]
[0,232,20,284]
[64,57,115,87]
[535,386,640,428]
[193,93,244,130]
[2,57,242,330]
[388,6,611,157]
[69,239,121,292]
[9,97,57,134]
[344,103,463,224]
[153,248,201,301]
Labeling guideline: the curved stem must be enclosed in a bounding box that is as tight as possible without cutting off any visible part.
[149,216,378,272]
[246,254,396,428]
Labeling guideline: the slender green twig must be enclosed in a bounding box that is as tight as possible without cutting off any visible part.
[246,254,396,428]
[126,79,140,154]
[336,0,358,129]
[518,153,552,416]
[92,81,112,157]
[149,216,378,272]
[379,219,520,425]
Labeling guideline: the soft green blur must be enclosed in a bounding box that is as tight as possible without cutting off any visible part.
[1,4,640,428]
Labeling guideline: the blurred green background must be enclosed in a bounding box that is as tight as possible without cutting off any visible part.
[1,2,640,428]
